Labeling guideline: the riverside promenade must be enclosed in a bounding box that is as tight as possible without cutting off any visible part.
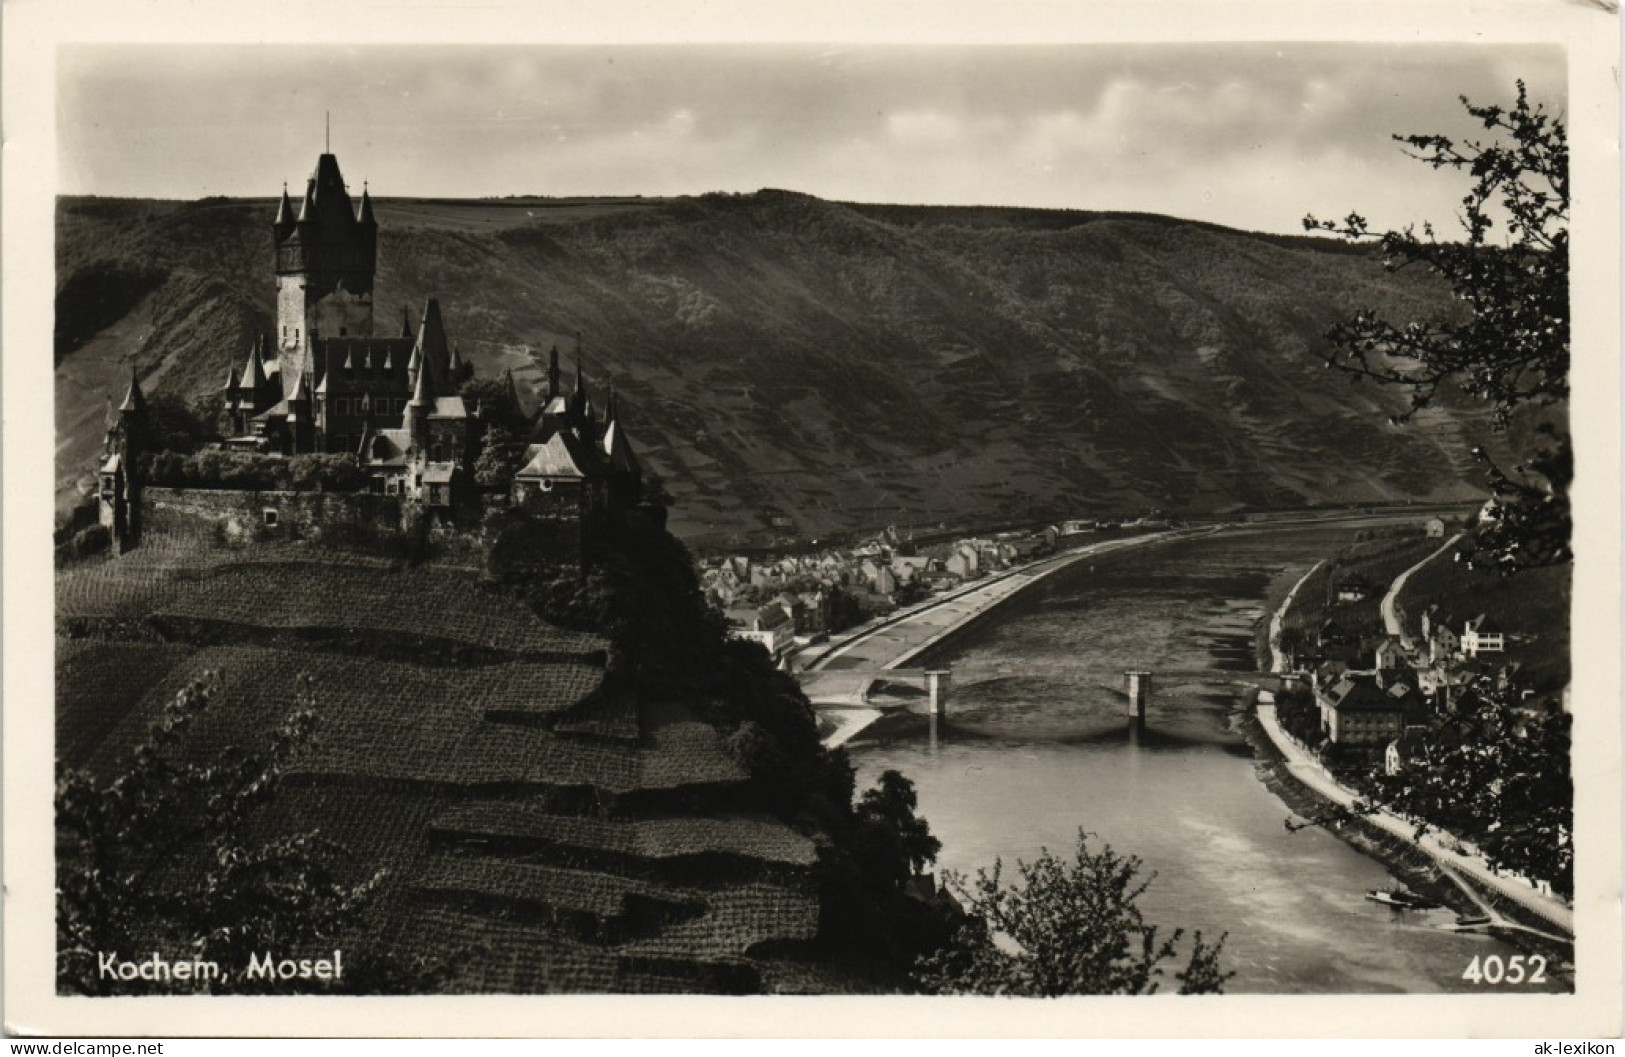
[800,527,1209,746]
[1258,562,1574,938]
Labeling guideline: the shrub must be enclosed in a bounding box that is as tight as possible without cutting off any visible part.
[289,453,364,492]
[55,524,111,565]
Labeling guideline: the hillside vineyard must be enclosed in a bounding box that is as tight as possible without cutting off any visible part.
[60,149,864,995]
[59,186,1498,551]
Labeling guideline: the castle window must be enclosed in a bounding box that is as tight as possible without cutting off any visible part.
[263,509,279,527]
[339,327,348,337]
[336,397,350,416]
[385,478,400,496]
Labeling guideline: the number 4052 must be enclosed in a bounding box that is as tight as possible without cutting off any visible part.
[1463,954,1547,985]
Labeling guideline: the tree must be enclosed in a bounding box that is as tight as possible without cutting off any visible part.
[857,769,942,876]
[56,672,440,994]
[145,392,220,455]
[1305,81,1569,571]
[472,424,528,486]
[915,830,1232,995]
[1357,676,1572,897]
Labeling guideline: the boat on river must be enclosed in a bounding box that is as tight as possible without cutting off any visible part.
[1366,888,1442,910]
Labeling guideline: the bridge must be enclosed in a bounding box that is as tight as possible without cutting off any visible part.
[796,664,1297,711]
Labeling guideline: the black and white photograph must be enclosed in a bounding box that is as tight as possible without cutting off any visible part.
[4,0,1620,1041]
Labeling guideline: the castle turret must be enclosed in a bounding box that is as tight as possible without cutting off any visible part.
[100,367,150,551]
[547,345,562,400]
[412,298,451,392]
[408,353,434,453]
[570,356,592,434]
[275,151,377,391]
[357,182,376,229]
[117,365,148,434]
[285,370,315,453]
[274,183,295,242]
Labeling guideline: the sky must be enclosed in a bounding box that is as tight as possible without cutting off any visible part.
[57,43,1565,236]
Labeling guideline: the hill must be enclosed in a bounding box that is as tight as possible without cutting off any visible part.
[56,191,1498,547]
[56,521,948,993]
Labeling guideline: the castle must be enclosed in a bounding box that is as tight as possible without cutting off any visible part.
[99,148,642,553]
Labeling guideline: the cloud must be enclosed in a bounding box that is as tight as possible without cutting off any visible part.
[58,43,1565,234]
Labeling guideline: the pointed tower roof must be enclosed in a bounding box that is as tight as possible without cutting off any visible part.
[118,366,148,413]
[296,179,315,224]
[410,355,435,408]
[274,183,296,240]
[412,298,451,391]
[243,336,270,394]
[547,345,563,399]
[449,340,464,377]
[222,362,238,391]
[603,386,619,429]
[401,305,414,338]
[570,353,592,426]
[357,182,377,227]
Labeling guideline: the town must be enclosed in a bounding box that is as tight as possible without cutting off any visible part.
[700,517,1171,670]
[1263,514,1572,911]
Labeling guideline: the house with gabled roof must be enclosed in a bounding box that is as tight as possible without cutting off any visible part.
[1316,670,1423,747]
[1334,573,1372,603]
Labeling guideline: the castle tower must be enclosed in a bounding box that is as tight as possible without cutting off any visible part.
[99,367,150,551]
[274,152,376,394]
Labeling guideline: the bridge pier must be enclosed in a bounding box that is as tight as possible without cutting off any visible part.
[1126,670,1152,720]
[925,669,951,716]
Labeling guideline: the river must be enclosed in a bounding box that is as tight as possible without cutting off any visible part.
[848,524,1564,994]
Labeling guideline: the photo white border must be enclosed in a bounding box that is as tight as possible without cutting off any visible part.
[5,0,1619,1038]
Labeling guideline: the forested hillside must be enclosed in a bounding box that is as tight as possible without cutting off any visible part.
[57,191,1493,546]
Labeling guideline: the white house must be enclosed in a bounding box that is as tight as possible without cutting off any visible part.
[1461,615,1504,657]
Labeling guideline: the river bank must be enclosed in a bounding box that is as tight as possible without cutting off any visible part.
[1245,549,1573,973]
[845,521,1567,992]
[802,527,1206,743]
[1238,706,1575,978]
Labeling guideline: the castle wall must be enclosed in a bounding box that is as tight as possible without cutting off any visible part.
[145,486,404,545]
[142,486,495,565]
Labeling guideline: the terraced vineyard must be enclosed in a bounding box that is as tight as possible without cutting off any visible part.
[59,540,603,657]
[56,538,832,992]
